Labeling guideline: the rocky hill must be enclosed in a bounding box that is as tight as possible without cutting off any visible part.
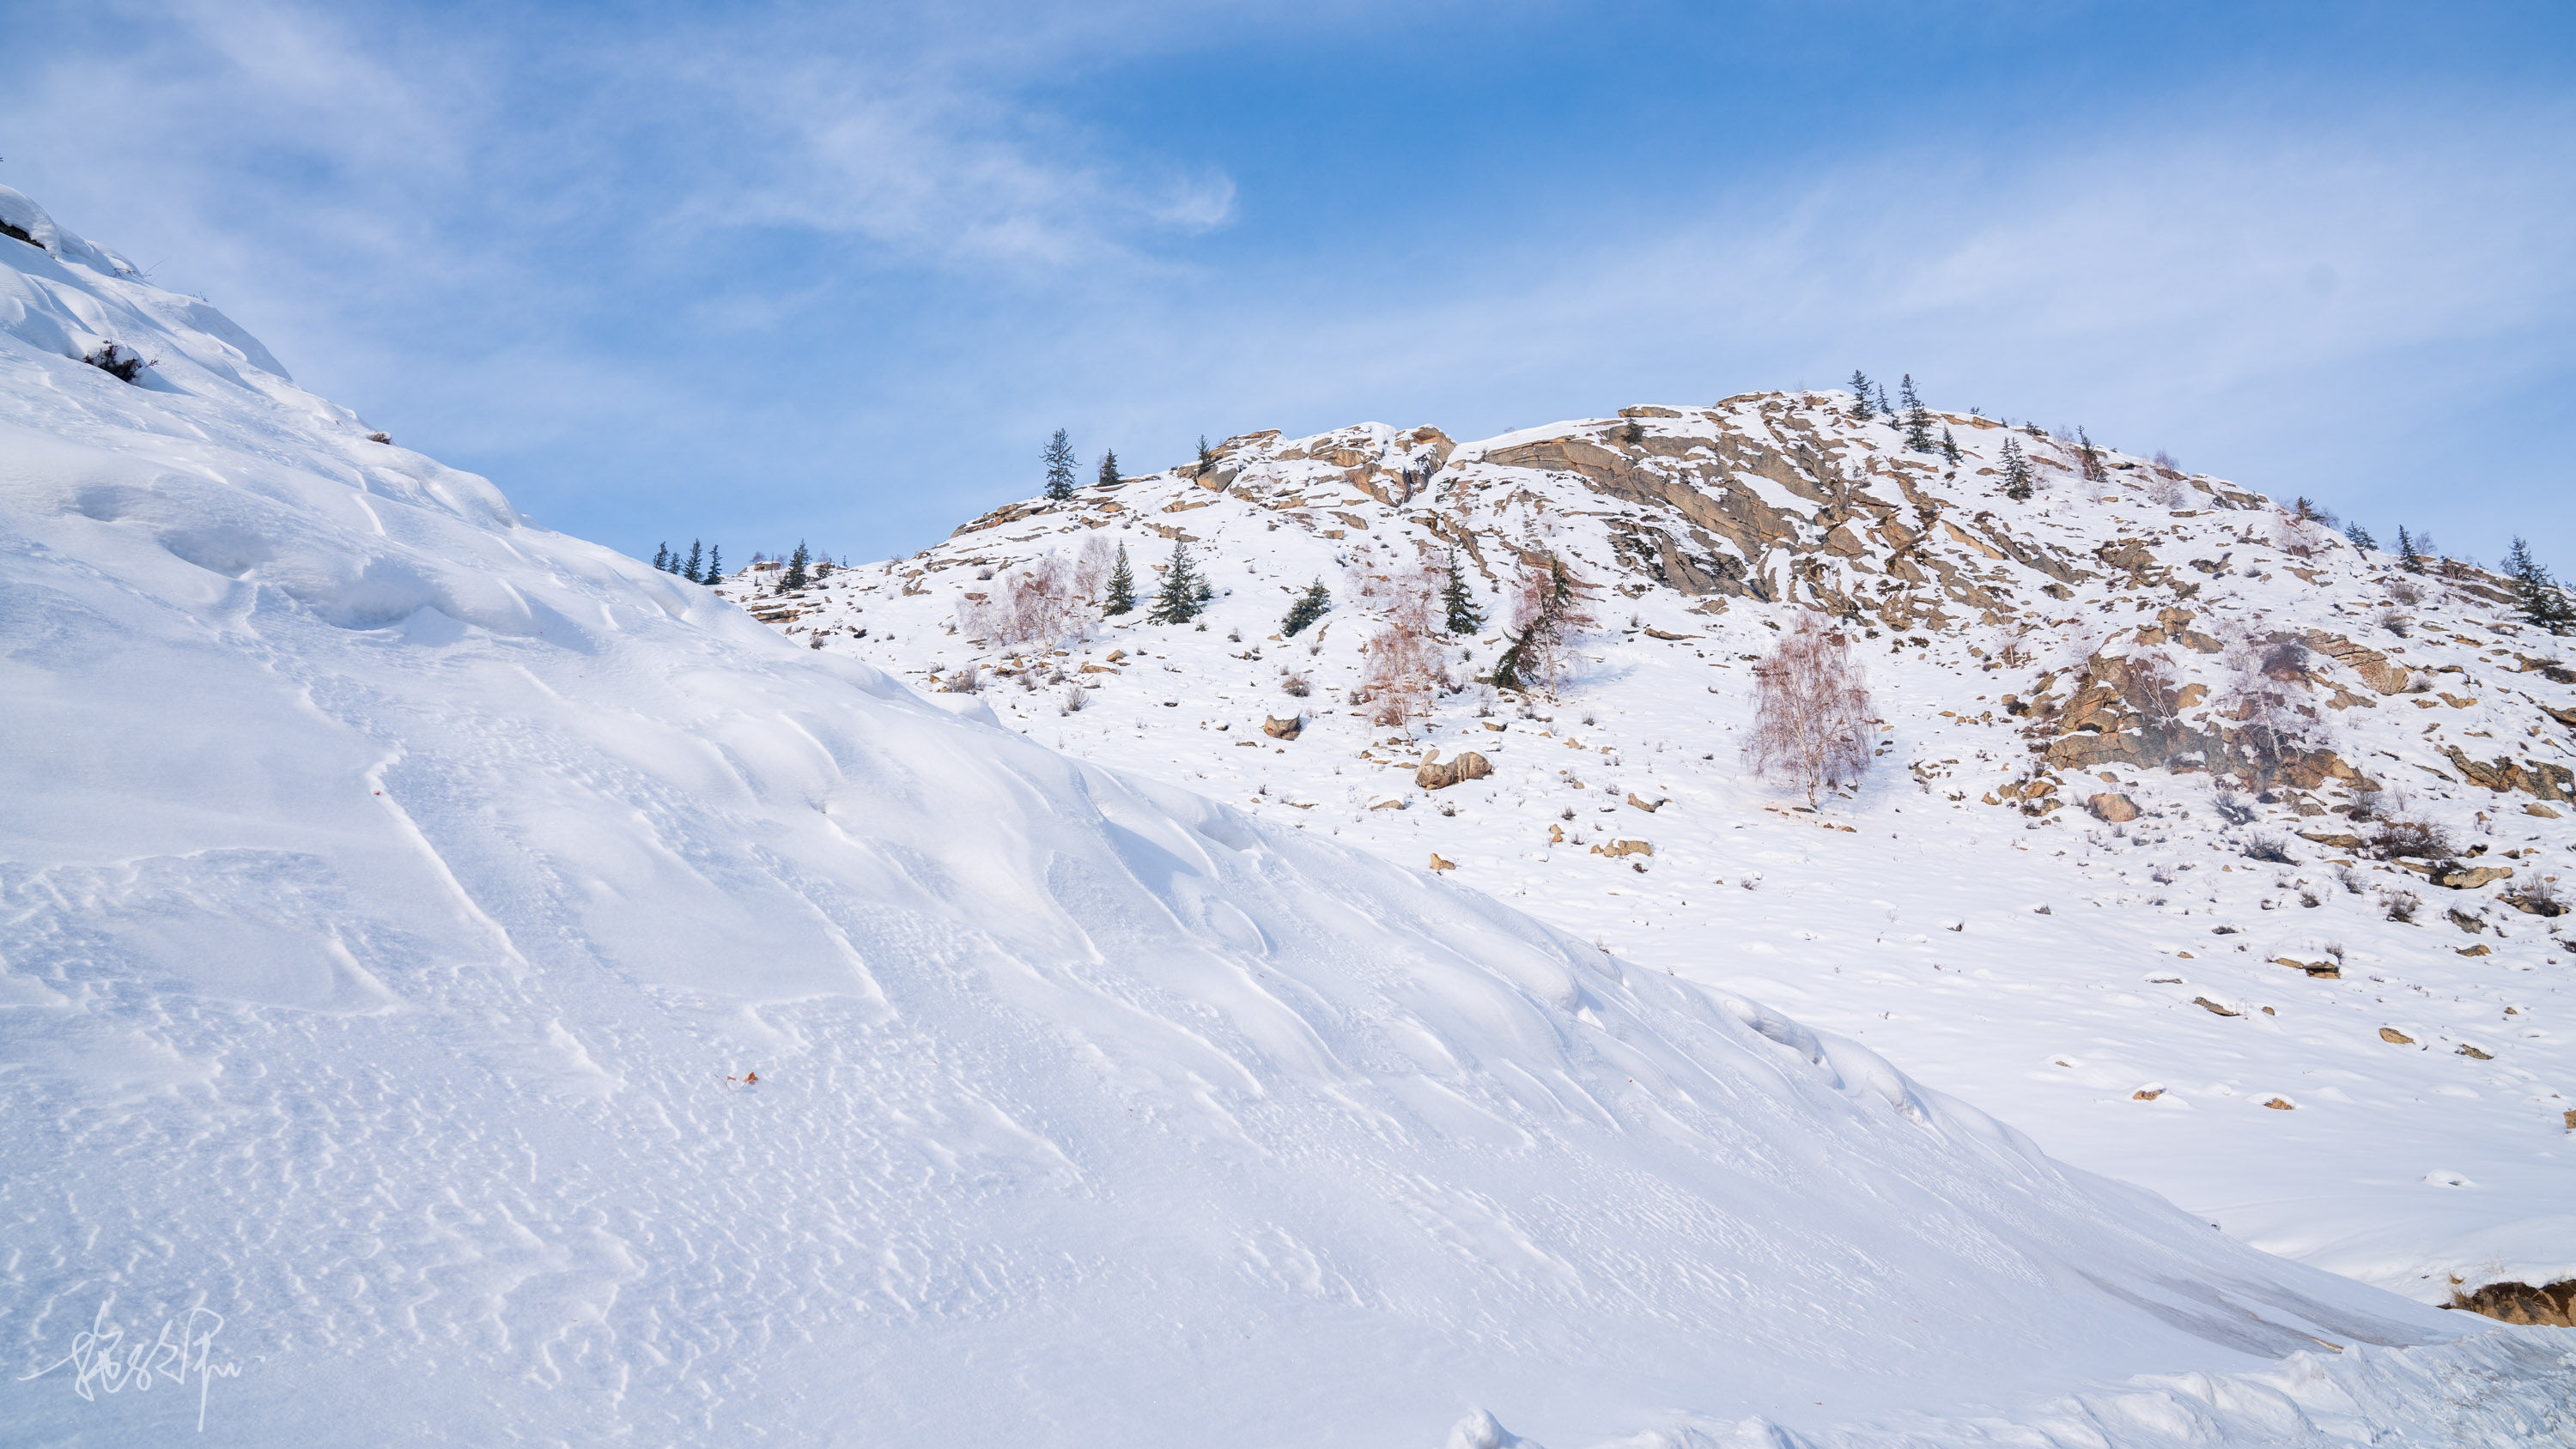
[725,393,2576,1313]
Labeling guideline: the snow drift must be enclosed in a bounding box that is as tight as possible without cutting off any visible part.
[1,186,2564,1447]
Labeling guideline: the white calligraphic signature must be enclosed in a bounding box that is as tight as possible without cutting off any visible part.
[19,1300,241,1431]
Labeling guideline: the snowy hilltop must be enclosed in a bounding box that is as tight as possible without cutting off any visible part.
[5,184,2573,1446]
[726,393,2576,1323]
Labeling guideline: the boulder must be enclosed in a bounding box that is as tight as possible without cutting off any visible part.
[2193,997,2239,1016]
[2086,792,2139,822]
[1262,714,1303,739]
[1590,840,1653,859]
[2379,1028,2415,1045]
[2432,864,2512,890]
[1428,853,1456,872]
[1626,792,1664,812]
[1415,751,1492,790]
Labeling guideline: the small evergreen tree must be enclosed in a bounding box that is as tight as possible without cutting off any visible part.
[2397,525,2427,573]
[1149,541,1205,623]
[1939,427,1961,464]
[2505,537,2574,633]
[652,543,671,572]
[1440,547,1483,634]
[682,539,703,582]
[1097,449,1120,488]
[1195,435,1217,476]
[1283,579,1330,635]
[1848,371,1874,420]
[1619,419,1645,446]
[781,540,811,591]
[1103,543,1136,616]
[702,545,721,583]
[1875,382,1893,419]
[1900,373,1932,451]
[2076,427,2104,481]
[1999,436,2034,500]
[1043,428,1077,501]
[815,556,835,581]
[2343,521,2377,551]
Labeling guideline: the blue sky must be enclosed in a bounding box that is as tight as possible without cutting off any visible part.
[6,1,2573,571]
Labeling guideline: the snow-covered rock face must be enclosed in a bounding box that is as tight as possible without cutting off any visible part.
[742,400,2576,1314]
[3,193,2567,1447]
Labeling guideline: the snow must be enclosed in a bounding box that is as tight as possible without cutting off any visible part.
[768,398,2576,1313]
[4,188,2571,1446]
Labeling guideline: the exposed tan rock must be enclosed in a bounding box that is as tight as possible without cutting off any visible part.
[2086,792,2139,822]
[2379,1028,2415,1045]
[1428,853,1456,872]
[2262,1097,2295,1110]
[2526,803,2563,818]
[2457,1043,2494,1058]
[1415,751,1492,790]
[2131,1088,2164,1100]
[2271,956,2341,979]
[2432,864,2512,891]
[2301,631,2412,694]
[2193,997,2240,1017]
[1262,713,1303,739]
[1626,792,1664,812]
[1591,839,1653,858]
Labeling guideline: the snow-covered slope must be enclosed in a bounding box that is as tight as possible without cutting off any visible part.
[738,402,2576,1313]
[3,187,2570,1447]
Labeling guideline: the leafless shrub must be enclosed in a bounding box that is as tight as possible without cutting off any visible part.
[1060,684,1086,712]
[2243,832,2296,864]
[2125,646,2184,730]
[2333,863,2365,894]
[2147,474,2188,508]
[2213,779,2257,825]
[1743,615,1875,807]
[2385,577,2425,606]
[2506,877,2566,918]
[944,664,981,694]
[1280,672,1310,697]
[1360,620,1437,729]
[2384,888,2421,924]
[2366,816,2456,862]
[962,552,1092,650]
[2221,631,2321,775]
[2377,607,2412,637]
[2152,449,2181,473]
[2347,787,2385,823]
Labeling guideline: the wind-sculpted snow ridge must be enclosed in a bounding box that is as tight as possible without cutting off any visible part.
[741,391,2576,1310]
[2,187,2567,1447]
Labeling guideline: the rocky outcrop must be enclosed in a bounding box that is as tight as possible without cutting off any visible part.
[1415,751,1492,790]
[2087,792,2139,822]
[1263,714,1303,740]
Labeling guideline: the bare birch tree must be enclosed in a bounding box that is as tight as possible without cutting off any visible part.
[1744,615,1874,806]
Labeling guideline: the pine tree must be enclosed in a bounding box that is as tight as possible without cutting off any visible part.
[682,539,703,582]
[1939,427,1961,465]
[1043,428,1077,502]
[1097,449,1120,488]
[1900,374,1932,451]
[1281,579,1330,636]
[1999,436,2034,500]
[815,556,835,581]
[1440,548,1483,634]
[2397,525,2427,573]
[1619,419,1645,446]
[652,543,671,572]
[1149,541,1204,623]
[1848,371,1874,420]
[1195,435,1217,476]
[1876,382,1893,420]
[2343,521,2376,551]
[782,540,811,591]
[1103,543,1136,616]
[2076,427,2104,481]
[702,545,721,584]
[2505,537,2574,633]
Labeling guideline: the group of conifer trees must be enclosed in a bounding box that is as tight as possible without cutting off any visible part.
[1848,369,1965,472]
[1042,427,1127,502]
[650,539,722,584]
